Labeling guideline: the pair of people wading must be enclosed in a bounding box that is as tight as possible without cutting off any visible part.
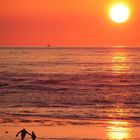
[16,128,36,140]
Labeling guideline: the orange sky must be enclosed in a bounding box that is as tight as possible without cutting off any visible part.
[0,0,140,47]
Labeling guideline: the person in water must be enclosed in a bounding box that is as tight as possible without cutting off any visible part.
[31,131,36,140]
[16,128,31,140]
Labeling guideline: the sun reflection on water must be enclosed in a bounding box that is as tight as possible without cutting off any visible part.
[107,121,132,140]
[112,50,130,74]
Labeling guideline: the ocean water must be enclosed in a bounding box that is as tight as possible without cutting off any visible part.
[0,47,140,138]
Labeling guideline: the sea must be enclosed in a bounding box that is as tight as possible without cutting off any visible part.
[0,47,140,139]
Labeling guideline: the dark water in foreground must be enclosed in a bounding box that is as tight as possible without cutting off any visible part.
[0,47,140,139]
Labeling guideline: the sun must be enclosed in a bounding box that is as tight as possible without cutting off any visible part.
[110,4,130,23]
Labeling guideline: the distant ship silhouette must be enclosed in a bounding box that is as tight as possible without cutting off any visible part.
[47,44,51,47]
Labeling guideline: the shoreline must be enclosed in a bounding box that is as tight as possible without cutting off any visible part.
[0,118,140,140]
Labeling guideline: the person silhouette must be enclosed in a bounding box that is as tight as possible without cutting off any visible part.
[31,131,36,140]
[16,128,31,140]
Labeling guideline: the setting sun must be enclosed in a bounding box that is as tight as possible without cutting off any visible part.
[110,4,130,23]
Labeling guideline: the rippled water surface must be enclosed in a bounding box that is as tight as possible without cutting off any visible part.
[0,47,140,138]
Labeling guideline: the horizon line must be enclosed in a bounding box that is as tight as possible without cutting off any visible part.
[0,45,140,49]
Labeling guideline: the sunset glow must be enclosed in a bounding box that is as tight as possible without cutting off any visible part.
[0,1,140,140]
[0,0,140,46]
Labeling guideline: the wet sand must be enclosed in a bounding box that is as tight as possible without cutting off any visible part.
[0,118,140,140]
